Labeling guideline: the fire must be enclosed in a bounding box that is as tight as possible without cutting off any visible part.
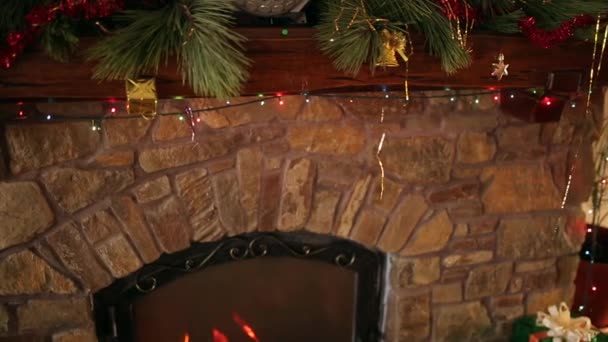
[183,334,190,342]
[232,313,260,342]
[213,329,229,342]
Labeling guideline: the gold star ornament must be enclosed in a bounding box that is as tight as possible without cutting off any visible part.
[491,53,509,81]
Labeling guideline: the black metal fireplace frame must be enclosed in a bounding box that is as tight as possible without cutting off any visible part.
[94,232,386,342]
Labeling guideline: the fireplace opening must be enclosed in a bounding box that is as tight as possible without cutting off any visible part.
[94,232,386,342]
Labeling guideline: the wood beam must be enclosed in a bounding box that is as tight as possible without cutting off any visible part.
[0,27,601,100]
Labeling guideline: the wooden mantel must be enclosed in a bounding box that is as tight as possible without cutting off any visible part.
[0,27,603,100]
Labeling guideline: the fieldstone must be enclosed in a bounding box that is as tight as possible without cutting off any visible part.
[557,255,580,286]
[448,202,483,221]
[402,210,453,256]
[153,115,191,141]
[442,268,470,283]
[481,163,559,214]
[111,197,161,263]
[237,147,263,231]
[452,166,482,179]
[17,298,90,332]
[521,270,557,291]
[199,111,231,128]
[277,159,314,231]
[454,224,468,237]
[206,158,235,174]
[47,222,111,290]
[139,126,283,172]
[349,208,387,246]
[299,97,343,121]
[381,136,453,183]
[42,168,133,213]
[259,172,282,231]
[317,160,363,187]
[81,210,119,244]
[526,286,575,314]
[476,235,496,250]
[465,262,513,299]
[428,182,479,204]
[175,169,222,240]
[92,150,134,167]
[442,110,499,132]
[6,122,100,174]
[377,194,428,253]
[104,118,151,147]
[370,176,402,212]
[336,175,372,238]
[397,257,440,287]
[468,219,498,235]
[287,124,366,155]
[307,190,341,234]
[403,113,442,133]
[0,250,76,295]
[432,283,462,303]
[497,216,577,259]
[434,302,492,342]
[492,294,524,308]
[449,238,478,252]
[515,259,556,273]
[133,176,171,203]
[0,182,54,250]
[456,132,496,164]
[443,251,493,268]
[144,197,191,253]
[212,172,247,234]
[52,329,97,342]
[398,293,430,341]
[95,234,142,278]
[0,305,7,333]
[496,124,541,150]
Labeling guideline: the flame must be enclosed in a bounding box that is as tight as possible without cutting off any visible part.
[232,313,260,342]
[183,334,190,342]
[213,329,229,342]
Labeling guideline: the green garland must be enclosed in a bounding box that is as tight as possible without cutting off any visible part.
[0,0,607,98]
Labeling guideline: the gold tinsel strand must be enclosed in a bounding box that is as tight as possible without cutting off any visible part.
[376,107,386,200]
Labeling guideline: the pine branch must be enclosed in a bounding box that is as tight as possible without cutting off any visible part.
[40,18,79,62]
[480,10,525,34]
[87,0,249,98]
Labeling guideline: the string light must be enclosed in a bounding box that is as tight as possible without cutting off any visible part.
[585,250,591,256]
[450,97,456,102]
[510,94,515,99]
[110,107,117,114]
[46,114,52,120]
[579,305,585,311]
[474,98,480,104]
[179,115,184,121]
[571,102,577,108]
[592,286,597,292]
[493,95,500,101]
[279,98,284,105]
[384,94,389,98]
[226,100,231,105]
[260,101,265,106]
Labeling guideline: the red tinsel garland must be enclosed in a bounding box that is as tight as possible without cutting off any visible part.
[519,14,596,49]
[438,0,479,22]
[1,0,124,69]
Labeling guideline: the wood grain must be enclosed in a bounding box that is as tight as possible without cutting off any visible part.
[0,27,602,100]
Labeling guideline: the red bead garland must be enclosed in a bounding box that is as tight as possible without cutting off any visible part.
[1,0,124,69]
[519,14,595,49]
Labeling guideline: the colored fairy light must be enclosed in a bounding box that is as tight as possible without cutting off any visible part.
[279,99,284,105]
[532,89,538,94]
[588,209,594,214]
[257,93,264,97]
[450,97,456,102]
[588,228,593,233]
[305,98,310,103]
[542,97,552,106]
[281,28,289,36]
[585,250,591,256]
[384,94,389,99]
[571,102,577,108]
[349,99,353,103]
[46,114,51,120]
[179,116,184,121]
[579,305,585,311]
[174,96,184,100]
[260,101,265,106]
[18,110,24,116]
[226,100,231,105]
[592,286,597,291]
[329,38,335,42]
[196,117,201,123]
[110,107,116,113]
[510,94,515,99]
[493,95,500,101]
[474,98,480,104]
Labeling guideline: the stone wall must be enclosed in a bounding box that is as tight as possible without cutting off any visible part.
[0,91,594,341]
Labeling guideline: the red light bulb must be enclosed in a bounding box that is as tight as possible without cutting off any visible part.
[110,107,116,114]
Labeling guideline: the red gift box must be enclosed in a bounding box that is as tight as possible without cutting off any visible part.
[573,259,608,329]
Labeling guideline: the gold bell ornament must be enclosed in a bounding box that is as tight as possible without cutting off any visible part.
[376,29,408,67]
[126,78,158,119]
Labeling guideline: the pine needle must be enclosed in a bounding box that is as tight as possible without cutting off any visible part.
[87,0,249,98]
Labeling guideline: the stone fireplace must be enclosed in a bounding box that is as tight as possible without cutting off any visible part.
[0,90,596,341]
